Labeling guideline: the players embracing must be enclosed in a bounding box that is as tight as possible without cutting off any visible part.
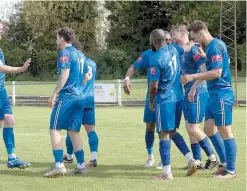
[124,20,237,180]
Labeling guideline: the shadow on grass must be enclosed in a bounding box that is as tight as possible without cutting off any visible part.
[0,162,211,179]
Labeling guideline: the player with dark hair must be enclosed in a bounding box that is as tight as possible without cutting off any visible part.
[44,27,89,177]
[182,20,237,179]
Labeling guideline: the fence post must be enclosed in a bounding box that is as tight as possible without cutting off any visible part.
[12,81,16,106]
[117,79,122,106]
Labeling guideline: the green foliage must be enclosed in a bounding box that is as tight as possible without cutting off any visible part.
[91,49,133,80]
[1,1,246,80]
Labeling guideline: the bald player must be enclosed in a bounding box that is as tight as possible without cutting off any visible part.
[148,29,198,180]
[123,30,195,169]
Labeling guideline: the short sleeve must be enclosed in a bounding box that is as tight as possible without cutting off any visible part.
[149,58,160,81]
[208,46,224,69]
[58,50,71,69]
[133,51,149,70]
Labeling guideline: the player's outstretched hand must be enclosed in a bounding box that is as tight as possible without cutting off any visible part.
[21,58,31,72]
[123,79,131,95]
[188,88,196,103]
[48,94,56,108]
[181,75,194,85]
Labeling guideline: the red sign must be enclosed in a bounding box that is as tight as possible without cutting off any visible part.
[150,67,155,74]
[211,55,222,62]
[60,56,69,63]
[137,57,142,62]
[193,54,201,61]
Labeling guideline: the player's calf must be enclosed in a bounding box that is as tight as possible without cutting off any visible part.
[217,125,237,178]
[144,123,155,165]
[153,132,174,180]
[68,131,88,174]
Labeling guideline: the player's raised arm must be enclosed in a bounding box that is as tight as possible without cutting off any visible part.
[183,40,195,53]
[123,51,149,95]
[182,44,224,85]
[0,58,31,74]
[187,47,207,102]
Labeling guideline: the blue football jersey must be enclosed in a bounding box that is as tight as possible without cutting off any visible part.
[133,49,153,92]
[149,45,183,103]
[205,38,233,95]
[0,49,6,89]
[171,43,185,55]
[180,45,207,94]
[57,46,88,100]
[83,57,97,108]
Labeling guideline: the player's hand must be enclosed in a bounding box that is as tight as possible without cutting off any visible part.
[181,75,195,85]
[187,40,195,48]
[188,88,196,103]
[198,46,206,58]
[21,58,31,72]
[48,94,56,108]
[123,79,131,95]
[149,101,155,112]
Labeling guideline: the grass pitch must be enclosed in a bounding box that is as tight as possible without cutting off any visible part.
[0,106,245,191]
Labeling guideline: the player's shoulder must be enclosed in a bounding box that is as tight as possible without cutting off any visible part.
[210,38,225,48]
[170,43,180,50]
[77,50,86,59]
[142,49,153,56]
[59,47,71,57]
[86,57,96,66]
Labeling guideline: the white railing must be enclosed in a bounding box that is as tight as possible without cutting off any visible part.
[8,79,246,107]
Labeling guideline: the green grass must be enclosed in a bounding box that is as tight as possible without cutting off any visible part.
[4,78,246,100]
[0,106,245,191]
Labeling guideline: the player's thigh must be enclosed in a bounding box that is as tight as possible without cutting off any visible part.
[82,107,95,126]
[204,119,217,136]
[155,102,176,133]
[4,95,14,127]
[204,95,214,123]
[212,97,234,127]
[186,92,208,125]
[0,88,8,120]
[70,99,84,132]
[175,100,183,129]
[144,96,155,124]
[183,98,189,123]
[83,108,96,133]
[49,100,75,130]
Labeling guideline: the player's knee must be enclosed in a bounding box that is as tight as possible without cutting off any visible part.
[203,119,216,136]
[158,132,170,140]
[186,124,197,136]
[217,126,234,140]
[146,123,155,132]
[85,125,95,133]
[170,130,177,137]
[4,114,15,127]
